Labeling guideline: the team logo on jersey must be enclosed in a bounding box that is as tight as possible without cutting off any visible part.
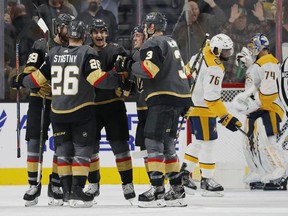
[136,77,144,93]
[214,59,221,65]
[0,110,7,132]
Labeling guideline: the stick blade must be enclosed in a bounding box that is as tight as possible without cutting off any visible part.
[37,18,49,33]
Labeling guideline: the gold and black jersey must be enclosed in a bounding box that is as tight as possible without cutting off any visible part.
[23,45,119,122]
[93,43,127,105]
[130,35,192,108]
[23,38,60,99]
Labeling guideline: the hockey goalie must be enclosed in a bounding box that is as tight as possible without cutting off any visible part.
[232,34,287,191]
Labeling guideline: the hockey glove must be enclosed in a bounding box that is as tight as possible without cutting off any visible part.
[115,87,123,97]
[11,73,28,89]
[114,56,135,73]
[235,47,255,69]
[119,77,133,91]
[218,113,242,132]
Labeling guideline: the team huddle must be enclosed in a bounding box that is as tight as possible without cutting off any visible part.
[11,11,288,208]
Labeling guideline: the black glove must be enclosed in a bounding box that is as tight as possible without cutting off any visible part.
[218,113,242,132]
[119,78,133,91]
[11,73,28,89]
[114,56,135,73]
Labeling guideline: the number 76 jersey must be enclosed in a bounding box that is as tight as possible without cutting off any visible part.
[188,46,227,118]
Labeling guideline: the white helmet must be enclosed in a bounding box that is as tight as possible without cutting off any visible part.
[210,33,234,60]
[248,33,269,56]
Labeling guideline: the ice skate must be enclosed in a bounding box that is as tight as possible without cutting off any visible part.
[263,177,287,191]
[84,183,100,204]
[182,170,197,195]
[200,177,224,197]
[138,185,166,208]
[164,185,187,207]
[23,184,41,207]
[47,183,64,206]
[69,186,94,208]
[122,183,136,205]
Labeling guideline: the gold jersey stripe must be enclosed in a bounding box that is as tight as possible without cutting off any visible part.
[147,91,191,100]
[51,102,95,114]
[94,97,124,105]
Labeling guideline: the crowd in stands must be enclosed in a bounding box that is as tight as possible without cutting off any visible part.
[3,0,288,101]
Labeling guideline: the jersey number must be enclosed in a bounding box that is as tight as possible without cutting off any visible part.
[51,65,79,95]
[209,75,220,85]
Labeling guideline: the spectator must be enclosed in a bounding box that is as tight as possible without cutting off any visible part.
[100,0,120,24]
[77,0,118,42]
[63,0,78,17]
[172,0,227,63]
[10,3,43,66]
[219,2,273,83]
[37,0,74,34]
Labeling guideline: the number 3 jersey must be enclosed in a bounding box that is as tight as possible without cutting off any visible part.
[23,45,118,122]
[130,35,192,108]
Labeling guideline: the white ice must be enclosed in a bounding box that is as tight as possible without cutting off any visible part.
[1,185,288,216]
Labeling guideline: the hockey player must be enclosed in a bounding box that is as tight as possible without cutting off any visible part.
[12,20,120,207]
[115,12,192,208]
[233,33,287,190]
[130,25,148,165]
[85,18,135,203]
[16,13,74,207]
[181,33,242,197]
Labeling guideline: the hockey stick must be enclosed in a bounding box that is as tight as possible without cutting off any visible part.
[15,40,21,158]
[37,95,46,184]
[176,33,210,142]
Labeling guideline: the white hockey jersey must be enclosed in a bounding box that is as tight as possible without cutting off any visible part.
[245,54,284,119]
[188,45,228,118]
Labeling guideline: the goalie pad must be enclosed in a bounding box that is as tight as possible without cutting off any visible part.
[243,118,285,183]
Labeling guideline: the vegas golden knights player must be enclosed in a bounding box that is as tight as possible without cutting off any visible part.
[115,12,192,208]
[12,20,119,208]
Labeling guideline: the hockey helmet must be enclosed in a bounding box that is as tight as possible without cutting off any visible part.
[248,33,269,56]
[210,33,234,59]
[67,20,86,39]
[131,24,144,39]
[143,12,167,32]
[53,13,74,35]
[89,18,108,34]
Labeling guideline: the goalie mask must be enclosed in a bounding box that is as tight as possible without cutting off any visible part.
[210,33,234,61]
[248,33,269,56]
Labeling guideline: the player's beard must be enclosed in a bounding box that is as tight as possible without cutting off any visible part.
[59,32,69,45]
[89,2,98,12]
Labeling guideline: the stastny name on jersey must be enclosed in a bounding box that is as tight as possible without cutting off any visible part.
[53,54,77,63]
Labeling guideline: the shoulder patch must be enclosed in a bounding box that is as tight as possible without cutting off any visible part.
[214,59,221,65]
